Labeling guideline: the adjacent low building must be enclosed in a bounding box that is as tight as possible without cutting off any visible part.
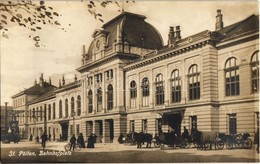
[12,10,259,142]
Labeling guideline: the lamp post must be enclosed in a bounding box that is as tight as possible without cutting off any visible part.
[71,110,76,135]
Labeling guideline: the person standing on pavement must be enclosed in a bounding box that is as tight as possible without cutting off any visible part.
[29,134,33,141]
[69,134,76,151]
[48,134,51,141]
[41,132,47,150]
[255,129,259,153]
[77,133,85,148]
[87,133,95,148]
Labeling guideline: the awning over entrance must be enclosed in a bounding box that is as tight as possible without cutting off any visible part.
[53,118,69,124]
[151,108,185,116]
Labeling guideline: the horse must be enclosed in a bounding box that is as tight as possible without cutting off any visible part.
[191,129,218,150]
[132,132,153,148]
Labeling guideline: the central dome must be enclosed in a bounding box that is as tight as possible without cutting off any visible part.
[102,12,164,49]
[86,12,164,59]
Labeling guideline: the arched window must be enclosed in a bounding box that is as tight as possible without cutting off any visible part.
[97,88,102,112]
[130,81,137,108]
[225,58,239,96]
[36,107,38,121]
[88,90,93,113]
[48,104,51,120]
[32,108,35,120]
[171,70,181,102]
[141,77,149,107]
[251,51,259,93]
[59,100,62,118]
[155,74,164,105]
[77,95,81,116]
[71,97,75,115]
[188,65,200,100]
[40,107,43,121]
[29,109,32,122]
[53,103,56,119]
[65,99,68,118]
[107,85,113,110]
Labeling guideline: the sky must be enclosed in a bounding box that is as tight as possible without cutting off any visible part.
[1,0,258,106]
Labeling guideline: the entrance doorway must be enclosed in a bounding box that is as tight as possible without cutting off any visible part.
[60,123,68,141]
[108,119,114,143]
[95,120,103,143]
[162,113,182,136]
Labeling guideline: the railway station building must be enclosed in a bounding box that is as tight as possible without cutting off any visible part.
[12,10,259,142]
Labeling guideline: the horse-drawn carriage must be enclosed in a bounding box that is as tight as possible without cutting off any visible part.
[216,132,252,149]
[153,132,191,149]
[124,131,153,148]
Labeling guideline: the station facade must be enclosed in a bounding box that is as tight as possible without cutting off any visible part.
[12,10,259,142]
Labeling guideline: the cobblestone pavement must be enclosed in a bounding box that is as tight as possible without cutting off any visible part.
[1,141,259,163]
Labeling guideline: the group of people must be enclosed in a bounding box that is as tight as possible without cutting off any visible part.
[69,133,96,151]
[29,133,53,143]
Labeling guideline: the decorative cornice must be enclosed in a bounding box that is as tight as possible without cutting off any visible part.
[124,38,213,71]
[77,53,140,73]
[54,81,81,94]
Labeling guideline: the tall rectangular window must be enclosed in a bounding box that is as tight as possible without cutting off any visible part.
[130,81,137,108]
[97,88,102,112]
[190,116,197,130]
[53,103,56,119]
[76,124,80,136]
[48,104,51,120]
[225,58,240,96]
[130,120,135,132]
[251,51,259,93]
[228,114,237,135]
[171,70,181,103]
[256,112,259,132]
[155,118,162,133]
[142,78,150,107]
[70,125,73,135]
[188,65,200,100]
[142,119,148,133]
[155,74,164,105]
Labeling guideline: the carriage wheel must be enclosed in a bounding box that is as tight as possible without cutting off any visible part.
[154,141,160,148]
[226,142,233,149]
[243,138,252,149]
[181,140,190,149]
[75,144,81,151]
[235,142,242,149]
[64,143,70,151]
[160,144,165,150]
[216,141,225,150]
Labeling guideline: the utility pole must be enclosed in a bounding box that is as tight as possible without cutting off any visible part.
[44,104,47,133]
[5,102,8,134]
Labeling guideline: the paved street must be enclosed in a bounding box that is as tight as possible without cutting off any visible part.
[1,140,259,163]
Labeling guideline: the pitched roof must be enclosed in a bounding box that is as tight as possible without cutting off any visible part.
[27,88,56,105]
[12,82,56,98]
[216,14,259,42]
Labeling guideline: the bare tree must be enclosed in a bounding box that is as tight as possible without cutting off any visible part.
[0,0,134,47]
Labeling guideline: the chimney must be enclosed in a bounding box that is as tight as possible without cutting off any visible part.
[215,9,224,30]
[74,74,77,82]
[39,73,44,87]
[175,26,181,41]
[34,79,37,85]
[5,102,8,133]
[62,75,65,86]
[168,26,175,45]
[82,45,85,66]
[82,45,85,55]
[49,77,52,85]
[59,79,61,87]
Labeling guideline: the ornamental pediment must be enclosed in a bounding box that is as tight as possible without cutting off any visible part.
[92,29,109,38]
